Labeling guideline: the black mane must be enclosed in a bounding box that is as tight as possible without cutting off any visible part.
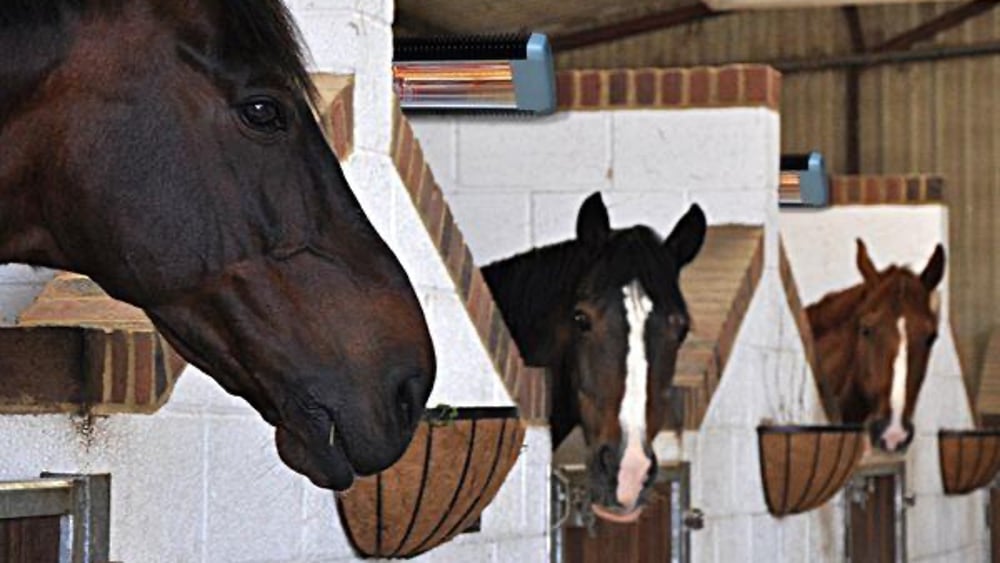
[0,0,315,100]
[483,225,683,364]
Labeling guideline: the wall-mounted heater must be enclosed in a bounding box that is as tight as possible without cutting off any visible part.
[392,33,556,115]
[779,152,828,207]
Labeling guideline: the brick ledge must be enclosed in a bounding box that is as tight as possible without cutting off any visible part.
[557,65,782,112]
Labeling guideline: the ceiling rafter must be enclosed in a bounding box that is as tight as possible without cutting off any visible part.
[549,3,723,52]
[871,0,1000,53]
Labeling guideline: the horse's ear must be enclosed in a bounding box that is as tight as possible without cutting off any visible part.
[920,244,946,291]
[576,192,610,248]
[664,204,707,267]
[856,239,879,283]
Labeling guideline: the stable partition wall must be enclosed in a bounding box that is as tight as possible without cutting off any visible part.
[779,176,985,562]
[411,67,847,562]
[0,2,550,561]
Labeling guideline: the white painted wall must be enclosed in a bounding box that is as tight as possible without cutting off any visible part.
[781,205,985,562]
[0,1,550,561]
[410,108,780,265]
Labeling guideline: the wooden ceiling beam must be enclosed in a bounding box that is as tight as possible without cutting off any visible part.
[550,3,724,52]
[872,0,1000,53]
[394,6,455,37]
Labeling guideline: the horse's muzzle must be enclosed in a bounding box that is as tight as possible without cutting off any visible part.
[868,418,915,453]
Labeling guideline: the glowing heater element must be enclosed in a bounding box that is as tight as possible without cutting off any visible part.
[779,152,829,207]
[393,62,518,109]
[393,33,556,115]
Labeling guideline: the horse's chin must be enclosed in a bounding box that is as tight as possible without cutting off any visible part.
[275,425,355,490]
[591,503,643,524]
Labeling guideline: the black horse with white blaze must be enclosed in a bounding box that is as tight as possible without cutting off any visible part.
[483,193,705,522]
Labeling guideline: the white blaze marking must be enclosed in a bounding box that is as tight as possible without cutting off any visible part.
[617,281,652,510]
[883,317,909,451]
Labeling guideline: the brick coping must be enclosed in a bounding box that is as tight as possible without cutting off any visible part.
[556,65,782,112]
[0,273,185,415]
[828,174,945,206]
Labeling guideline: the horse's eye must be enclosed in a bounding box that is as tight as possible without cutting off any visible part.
[573,310,592,332]
[926,333,938,347]
[239,98,285,132]
[859,325,874,338]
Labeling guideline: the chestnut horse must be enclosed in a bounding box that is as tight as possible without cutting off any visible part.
[0,0,435,490]
[807,239,945,453]
[484,193,706,522]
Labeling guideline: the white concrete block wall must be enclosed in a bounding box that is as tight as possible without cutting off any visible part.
[0,1,550,562]
[780,204,986,561]
[410,108,780,265]
[652,276,843,563]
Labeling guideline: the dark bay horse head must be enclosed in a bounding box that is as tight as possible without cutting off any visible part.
[807,239,945,454]
[484,193,705,523]
[0,0,435,489]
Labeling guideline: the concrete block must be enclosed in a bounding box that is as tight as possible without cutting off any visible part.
[351,19,394,153]
[751,514,779,563]
[695,430,733,514]
[0,264,55,285]
[163,366,258,416]
[691,188,772,226]
[730,429,765,513]
[778,513,809,561]
[703,343,761,429]
[392,189,454,291]
[530,190,689,250]
[906,495,941,559]
[204,417,304,562]
[530,192,596,249]
[301,485,355,559]
[602,191,691,233]
[292,8,360,74]
[491,535,548,563]
[715,515,752,563]
[92,415,207,563]
[447,192,532,265]
[457,114,612,189]
[479,455,527,537]
[612,109,777,194]
[342,151,397,246]
[423,291,512,407]
[689,516,715,563]
[522,429,552,534]
[0,283,48,325]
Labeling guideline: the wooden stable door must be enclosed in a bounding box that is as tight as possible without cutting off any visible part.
[991,488,1000,562]
[0,516,61,563]
[847,473,898,563]
[561,481,674,563]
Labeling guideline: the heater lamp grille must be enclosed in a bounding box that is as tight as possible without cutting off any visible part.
[392,33,556,115]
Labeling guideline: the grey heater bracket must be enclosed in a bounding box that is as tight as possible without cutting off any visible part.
[512,33,557,115]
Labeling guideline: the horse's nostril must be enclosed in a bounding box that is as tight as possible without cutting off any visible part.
[396,372,426,429]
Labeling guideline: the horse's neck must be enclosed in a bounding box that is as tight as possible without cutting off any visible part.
[482,241,590,365]
[807,284,868,420]
[483,243,590,448]
[0,21,73,265]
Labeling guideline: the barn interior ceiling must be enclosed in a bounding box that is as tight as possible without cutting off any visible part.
[394,0,1000,71]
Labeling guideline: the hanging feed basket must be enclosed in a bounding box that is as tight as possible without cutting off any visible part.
[757,424,865,517]
[336,406,525,559]
[938,429,1000,496]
